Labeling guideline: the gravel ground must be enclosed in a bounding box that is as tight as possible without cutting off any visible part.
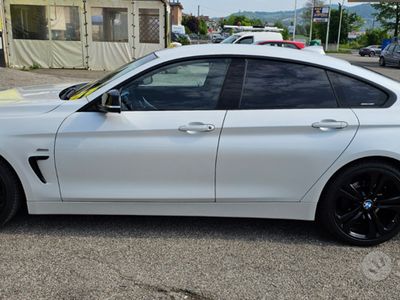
[1,55,400,300]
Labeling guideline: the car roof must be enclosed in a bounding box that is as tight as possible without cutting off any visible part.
[155,44,350,69]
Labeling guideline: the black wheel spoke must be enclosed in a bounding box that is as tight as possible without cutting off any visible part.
[342,210,363,232]
[370,172,385,194]
[370,211,386,236]
[367,213,378,238]
[338,186,362,203]
[336,207,361,224]
[378,196,400,213]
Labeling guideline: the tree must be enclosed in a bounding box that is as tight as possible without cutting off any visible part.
[358,29,389,46]
[221,15,264,27]
[182,15,199,34]
[274,21,289,40]
[372,3,400,37]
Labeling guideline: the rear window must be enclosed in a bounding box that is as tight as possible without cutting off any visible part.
[240,59,338,109]
[327,71,389,107]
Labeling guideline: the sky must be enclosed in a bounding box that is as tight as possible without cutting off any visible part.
[180,0,367,17]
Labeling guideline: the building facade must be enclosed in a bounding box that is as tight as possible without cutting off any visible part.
[1,0,170,70]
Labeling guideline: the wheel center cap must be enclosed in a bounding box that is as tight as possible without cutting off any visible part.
[363,199,374,210]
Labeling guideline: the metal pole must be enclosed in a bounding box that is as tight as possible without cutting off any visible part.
[325,0,332,52]
[336,0,344,52]
[309,0,314,43]
[197,5,200,44]
[293,0,297,40]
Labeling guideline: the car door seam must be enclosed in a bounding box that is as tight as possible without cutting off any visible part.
[300,109,361,202]
[214,110,228,202]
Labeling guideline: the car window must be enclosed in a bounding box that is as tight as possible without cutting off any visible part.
[327,71,388,108]
[240,59,337,109]
[119,58,231,111]
[387,44,395,53]
[237,37,253,44]
[283,43,298,49]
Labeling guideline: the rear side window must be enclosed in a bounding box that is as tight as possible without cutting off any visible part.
[327,71,388,107]
[240,59,338,109]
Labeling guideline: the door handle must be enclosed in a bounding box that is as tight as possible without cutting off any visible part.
[312,120,348,130]
[179,122,215,133]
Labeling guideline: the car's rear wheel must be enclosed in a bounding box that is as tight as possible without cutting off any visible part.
[318,162,400,246]
[369,51,375,57]
[0,161,23,226]
[379,57,386,66]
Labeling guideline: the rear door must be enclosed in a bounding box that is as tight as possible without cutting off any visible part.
[216,59,359,202]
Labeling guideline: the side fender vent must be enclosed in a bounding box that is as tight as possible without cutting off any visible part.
[28,156,49,184]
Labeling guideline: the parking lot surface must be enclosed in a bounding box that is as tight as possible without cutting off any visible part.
[1,53,400,300]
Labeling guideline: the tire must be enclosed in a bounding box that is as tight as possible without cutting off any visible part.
[369,51,375,57]
[360,54,365,57]
[0,160,23,226]
[379,57,386,67]
[318,162,400,246]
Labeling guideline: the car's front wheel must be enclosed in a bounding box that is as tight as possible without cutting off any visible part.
[379,57,386,66]
[318,162,400,246]
[0,160,23,226]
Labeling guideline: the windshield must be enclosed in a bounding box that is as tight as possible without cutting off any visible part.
[67,52,158,100]
[221,35,240,44]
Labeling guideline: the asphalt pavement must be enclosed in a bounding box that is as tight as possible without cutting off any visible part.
[0,53,400,300]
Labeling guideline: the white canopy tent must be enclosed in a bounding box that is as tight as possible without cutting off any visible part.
[2,0,169,70]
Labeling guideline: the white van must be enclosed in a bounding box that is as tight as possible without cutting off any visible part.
[221,31,283,44]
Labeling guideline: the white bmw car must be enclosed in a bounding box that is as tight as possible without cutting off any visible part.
[1,45,400,246]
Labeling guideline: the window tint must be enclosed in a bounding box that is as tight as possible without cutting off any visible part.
[237,37,253,44]
[327,71,388,107]
[120,59,231,111]
[240,59,337,109]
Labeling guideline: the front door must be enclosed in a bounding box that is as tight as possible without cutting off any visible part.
[216,58,359,202]
[55,58,231,202]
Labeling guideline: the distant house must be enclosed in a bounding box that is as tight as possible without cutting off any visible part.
[1,0,171,70]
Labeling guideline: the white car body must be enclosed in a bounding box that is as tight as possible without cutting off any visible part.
[1,44,400,223]
[221,32,283,44]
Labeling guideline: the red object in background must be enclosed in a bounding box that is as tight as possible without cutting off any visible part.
[256,40,305,50]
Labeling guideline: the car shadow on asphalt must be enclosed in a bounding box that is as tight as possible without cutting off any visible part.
[0,209,354,246]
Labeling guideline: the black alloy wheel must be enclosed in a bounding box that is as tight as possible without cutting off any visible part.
[0,161,23,226]
[319,162,400,246]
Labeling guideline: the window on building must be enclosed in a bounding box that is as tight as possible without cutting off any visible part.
[139,9,160,44]
[91,7,128,42]
[50,6,80,41]
[328,71,389,107]
[240,59,338,109]
[11,5,48,40]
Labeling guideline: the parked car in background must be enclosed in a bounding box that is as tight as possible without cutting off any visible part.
[256,40,305,49]
[380,42,400,67]
[211,33,224,43]
[1,45,400,246]
[359,45,381,57]
[221,31,283,44]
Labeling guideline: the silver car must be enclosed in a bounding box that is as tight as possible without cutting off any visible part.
[0,45,399,246]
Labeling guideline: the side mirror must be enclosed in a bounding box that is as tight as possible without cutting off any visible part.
[99,89,121,113]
